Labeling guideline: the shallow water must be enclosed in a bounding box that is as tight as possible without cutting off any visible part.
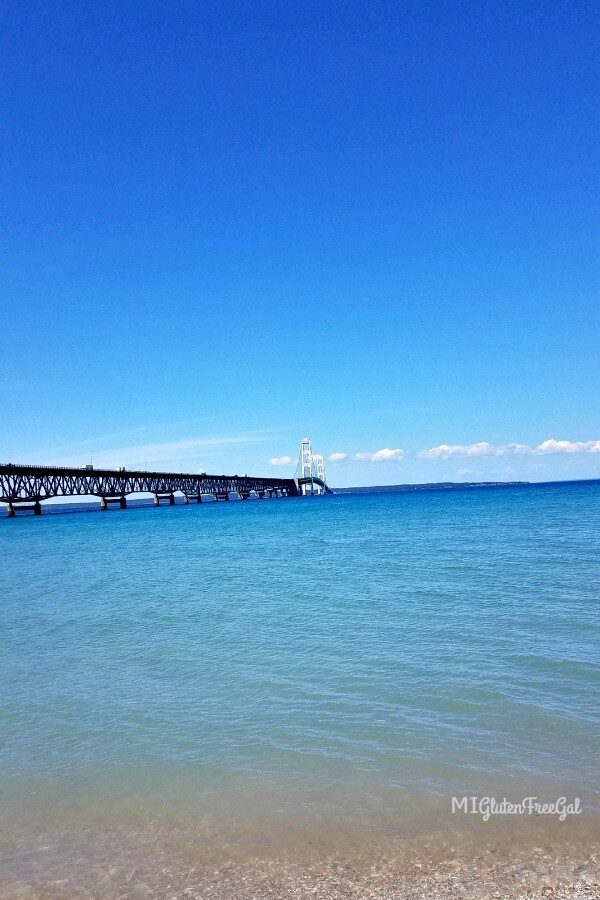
[1,482,599,882]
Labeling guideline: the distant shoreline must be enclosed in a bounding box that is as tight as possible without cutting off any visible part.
[333,477,600,493]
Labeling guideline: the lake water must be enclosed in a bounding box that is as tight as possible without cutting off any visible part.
[1,482,599,887]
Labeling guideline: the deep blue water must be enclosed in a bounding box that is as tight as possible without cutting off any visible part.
[1,482,599,837]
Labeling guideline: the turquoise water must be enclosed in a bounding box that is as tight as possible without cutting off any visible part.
[1,482,599,847]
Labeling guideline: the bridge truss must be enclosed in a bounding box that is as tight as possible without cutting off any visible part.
[0,464,332,516]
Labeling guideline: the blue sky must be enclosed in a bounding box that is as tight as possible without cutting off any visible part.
[1,1,598,487]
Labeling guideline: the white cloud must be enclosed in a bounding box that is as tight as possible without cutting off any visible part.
[269,455,295,466]
[495,443,531,455]
[328,452,347,462]
[370,447,404,462]
[418,438,600,460]
[355,448,404,463]
[418,443,494,459]
[418,445,449,459]
[534,439,600,455]
[468,442,497,457]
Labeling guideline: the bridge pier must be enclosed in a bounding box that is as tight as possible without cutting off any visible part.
[99,496,127,509]
[8,501,41,516]
[154,493,175,506]
[5,500,43,516]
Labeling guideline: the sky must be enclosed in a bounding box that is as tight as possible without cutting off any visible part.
[1,0,598,487]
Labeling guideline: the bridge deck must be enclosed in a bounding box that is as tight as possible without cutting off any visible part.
[0,464,331,515]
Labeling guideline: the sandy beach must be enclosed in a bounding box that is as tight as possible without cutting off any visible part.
[1,813,599,898]
[1,839,598,898]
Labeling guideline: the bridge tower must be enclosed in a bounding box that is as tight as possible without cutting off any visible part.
[300,437,314,495]
[313,454,326,485]
[300,437,313,480]
[299,439,327,495]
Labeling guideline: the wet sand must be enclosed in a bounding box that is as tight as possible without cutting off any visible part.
[1,815,598,898]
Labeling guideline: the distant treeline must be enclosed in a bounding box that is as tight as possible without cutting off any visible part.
[334,481,530,494]
[332,479,600,494]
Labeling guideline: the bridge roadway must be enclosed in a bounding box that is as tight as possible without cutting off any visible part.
[0,464,331,515]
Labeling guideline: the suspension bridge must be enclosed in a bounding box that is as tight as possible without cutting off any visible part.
[0,437,331,516]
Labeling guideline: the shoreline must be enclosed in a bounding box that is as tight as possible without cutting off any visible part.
[1,817,599,898]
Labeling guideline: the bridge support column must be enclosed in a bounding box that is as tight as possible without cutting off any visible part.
[5,500,42,516]
[154,493,175,506]
[99,496,127,509]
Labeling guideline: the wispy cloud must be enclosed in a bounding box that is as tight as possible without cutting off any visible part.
[418,439,600,459]
[354,448,404,463]
[54,433,269,469]
[328,452,347,462]
[269,455,295,466]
